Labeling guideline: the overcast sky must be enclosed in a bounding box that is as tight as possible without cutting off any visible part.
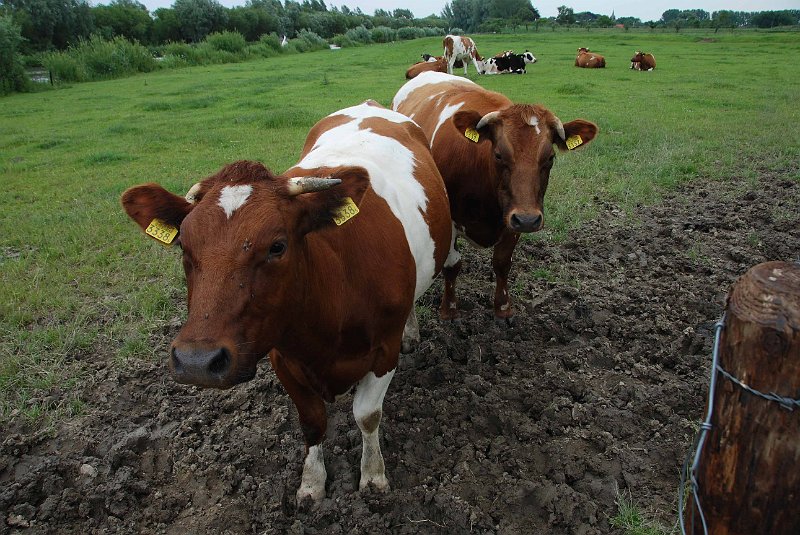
[134,0,799,23]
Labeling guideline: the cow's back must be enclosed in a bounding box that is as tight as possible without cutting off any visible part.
[292,101,451,301]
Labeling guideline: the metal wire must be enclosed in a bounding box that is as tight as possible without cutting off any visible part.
[679,313,800,534]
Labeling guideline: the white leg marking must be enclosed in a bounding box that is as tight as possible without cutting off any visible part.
[297,445,326,503]
[402,309,420,353]
[353,370,396,492]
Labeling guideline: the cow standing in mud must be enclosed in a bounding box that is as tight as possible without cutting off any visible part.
[121,101,453,503]
[393,71,598,324]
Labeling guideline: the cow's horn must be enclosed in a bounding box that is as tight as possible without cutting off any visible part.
[476,111,501,129]
[554,118,566,141]
[286,176,342,196]
[185,182,202,204]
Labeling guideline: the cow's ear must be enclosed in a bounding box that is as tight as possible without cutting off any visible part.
[453,110,495,144]
[121,183,194,245]
[287,166,371,236]
[553,119,598,152]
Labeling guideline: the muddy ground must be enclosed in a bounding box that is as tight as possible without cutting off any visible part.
[2,171,798,535]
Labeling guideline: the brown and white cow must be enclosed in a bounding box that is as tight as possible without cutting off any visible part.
[443,34,484,76]
[392,71,598,323]
[406,56,447,79]
[630,51,656,71]
[121,101,452,503]
[575,47,606,68]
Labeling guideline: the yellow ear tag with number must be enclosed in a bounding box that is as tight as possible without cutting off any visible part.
[332,197,359,226]
[145,218,178,245]
[464,128,480,143]
[566,134,583,150]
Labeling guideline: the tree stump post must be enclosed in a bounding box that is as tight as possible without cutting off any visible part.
[691,261,800,534]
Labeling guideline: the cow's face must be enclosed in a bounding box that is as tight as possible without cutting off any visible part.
[631,51,644,63]
[577,47,590,55]
[453,106,598,233]
[121,161,368,388]
[522,51,537,64]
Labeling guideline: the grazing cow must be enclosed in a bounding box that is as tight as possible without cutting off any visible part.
[630,51,656,71]
[120,101,452,503]
[483,50,537,75]
[443,34,484,75]
[392,72,598,323]
[406,56,448,79]
[575,47,606,68]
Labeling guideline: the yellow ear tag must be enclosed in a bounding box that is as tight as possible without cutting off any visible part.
[566,134,583,150]
[145,218,178,245]
[464,128,480,143]
[332,197,359,226]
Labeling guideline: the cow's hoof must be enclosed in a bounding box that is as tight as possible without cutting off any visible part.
[493,315,516,327]
[296,485,325,506]
[360,475,390,493]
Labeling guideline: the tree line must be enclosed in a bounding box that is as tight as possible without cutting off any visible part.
[2,0,799,54]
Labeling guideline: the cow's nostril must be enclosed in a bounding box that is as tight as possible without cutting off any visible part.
[510,213,543,232]
[208,348,231,376]
[171,347,184,373]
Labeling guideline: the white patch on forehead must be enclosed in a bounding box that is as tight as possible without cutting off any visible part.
[217,185,252,218]
[527,115,541,135]
[293,111,437,300]
[391,71,475,111]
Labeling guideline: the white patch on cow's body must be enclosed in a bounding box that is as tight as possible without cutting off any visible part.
[217,185,253,218]
[332,102,414,125]
[297,445,326,502]
[296,103,438,299]
[431,102,464,146]
[353,370,395,491]
[527,115,541,135]
[391,71,475,111]
[444,35,484,75]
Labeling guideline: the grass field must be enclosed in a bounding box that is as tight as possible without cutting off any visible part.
[1,28,799,425]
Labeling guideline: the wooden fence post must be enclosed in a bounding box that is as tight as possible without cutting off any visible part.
[691,261,800,534]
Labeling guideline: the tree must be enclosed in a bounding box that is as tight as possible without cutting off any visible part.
[392,8,413,19]
[556,5,575,28]
[0,15,30,93]
[12,0,94,51]
[92,0,153,43]
[173,0,228,42]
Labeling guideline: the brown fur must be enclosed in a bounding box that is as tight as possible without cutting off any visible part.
[575,47,606,68]
[631,51,656,70]
[406,57,447,79]
[393,74,598,321]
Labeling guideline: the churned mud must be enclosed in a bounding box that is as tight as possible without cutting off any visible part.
[2,171,798,534]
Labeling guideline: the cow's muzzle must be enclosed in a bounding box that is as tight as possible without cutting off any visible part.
[170,345,251,388]
[509,212,543,233]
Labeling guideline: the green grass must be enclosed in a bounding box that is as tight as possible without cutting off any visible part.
[611,487,673,535]
[1,28,799,424]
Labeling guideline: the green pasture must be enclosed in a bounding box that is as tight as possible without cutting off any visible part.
[1,29,799,425]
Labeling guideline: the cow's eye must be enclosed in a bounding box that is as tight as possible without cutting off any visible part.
[268,241,287,259]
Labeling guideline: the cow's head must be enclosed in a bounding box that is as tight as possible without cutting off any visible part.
[453,105,597,233]
[577,47,590,55]
[522,51,537,64]
[121,160,369,388]
[481,58,499,75]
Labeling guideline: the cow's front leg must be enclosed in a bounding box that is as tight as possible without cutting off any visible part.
[492,229,521,324]
[401,309,419,353]
[270,350,328,504]
[353,369,396,492]
[439,245,462,321]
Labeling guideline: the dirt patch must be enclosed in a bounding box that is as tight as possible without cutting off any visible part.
[2,172,798,534]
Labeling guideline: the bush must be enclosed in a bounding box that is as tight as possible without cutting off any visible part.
[370,26,396,43]
[397,27,426,40]
[292,29,328,52]
[345,25,372,45]
[205,31,246,54]
[42,35,156,82]
[331,34,357,48]
[0,16,31,94]
[449,27,465,35]
[257,33,284,52]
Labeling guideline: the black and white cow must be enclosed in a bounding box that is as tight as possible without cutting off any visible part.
[482,50,537,75]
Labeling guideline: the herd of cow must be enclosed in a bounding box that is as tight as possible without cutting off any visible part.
[122,36,602,505]
[407,34,656,78]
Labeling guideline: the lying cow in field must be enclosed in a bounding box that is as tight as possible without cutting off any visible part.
[121,101,452,503]
[393,71,597,323]
[575,47,605,68]
[443,34,484,75]
[483,50,537,75]
[406,56,447,79]
[630,51,656,71]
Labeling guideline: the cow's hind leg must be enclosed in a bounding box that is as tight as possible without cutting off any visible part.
[401,309,419,353]
[492,229,521,325]
[353,369,396,492]
[439,243,462,321]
